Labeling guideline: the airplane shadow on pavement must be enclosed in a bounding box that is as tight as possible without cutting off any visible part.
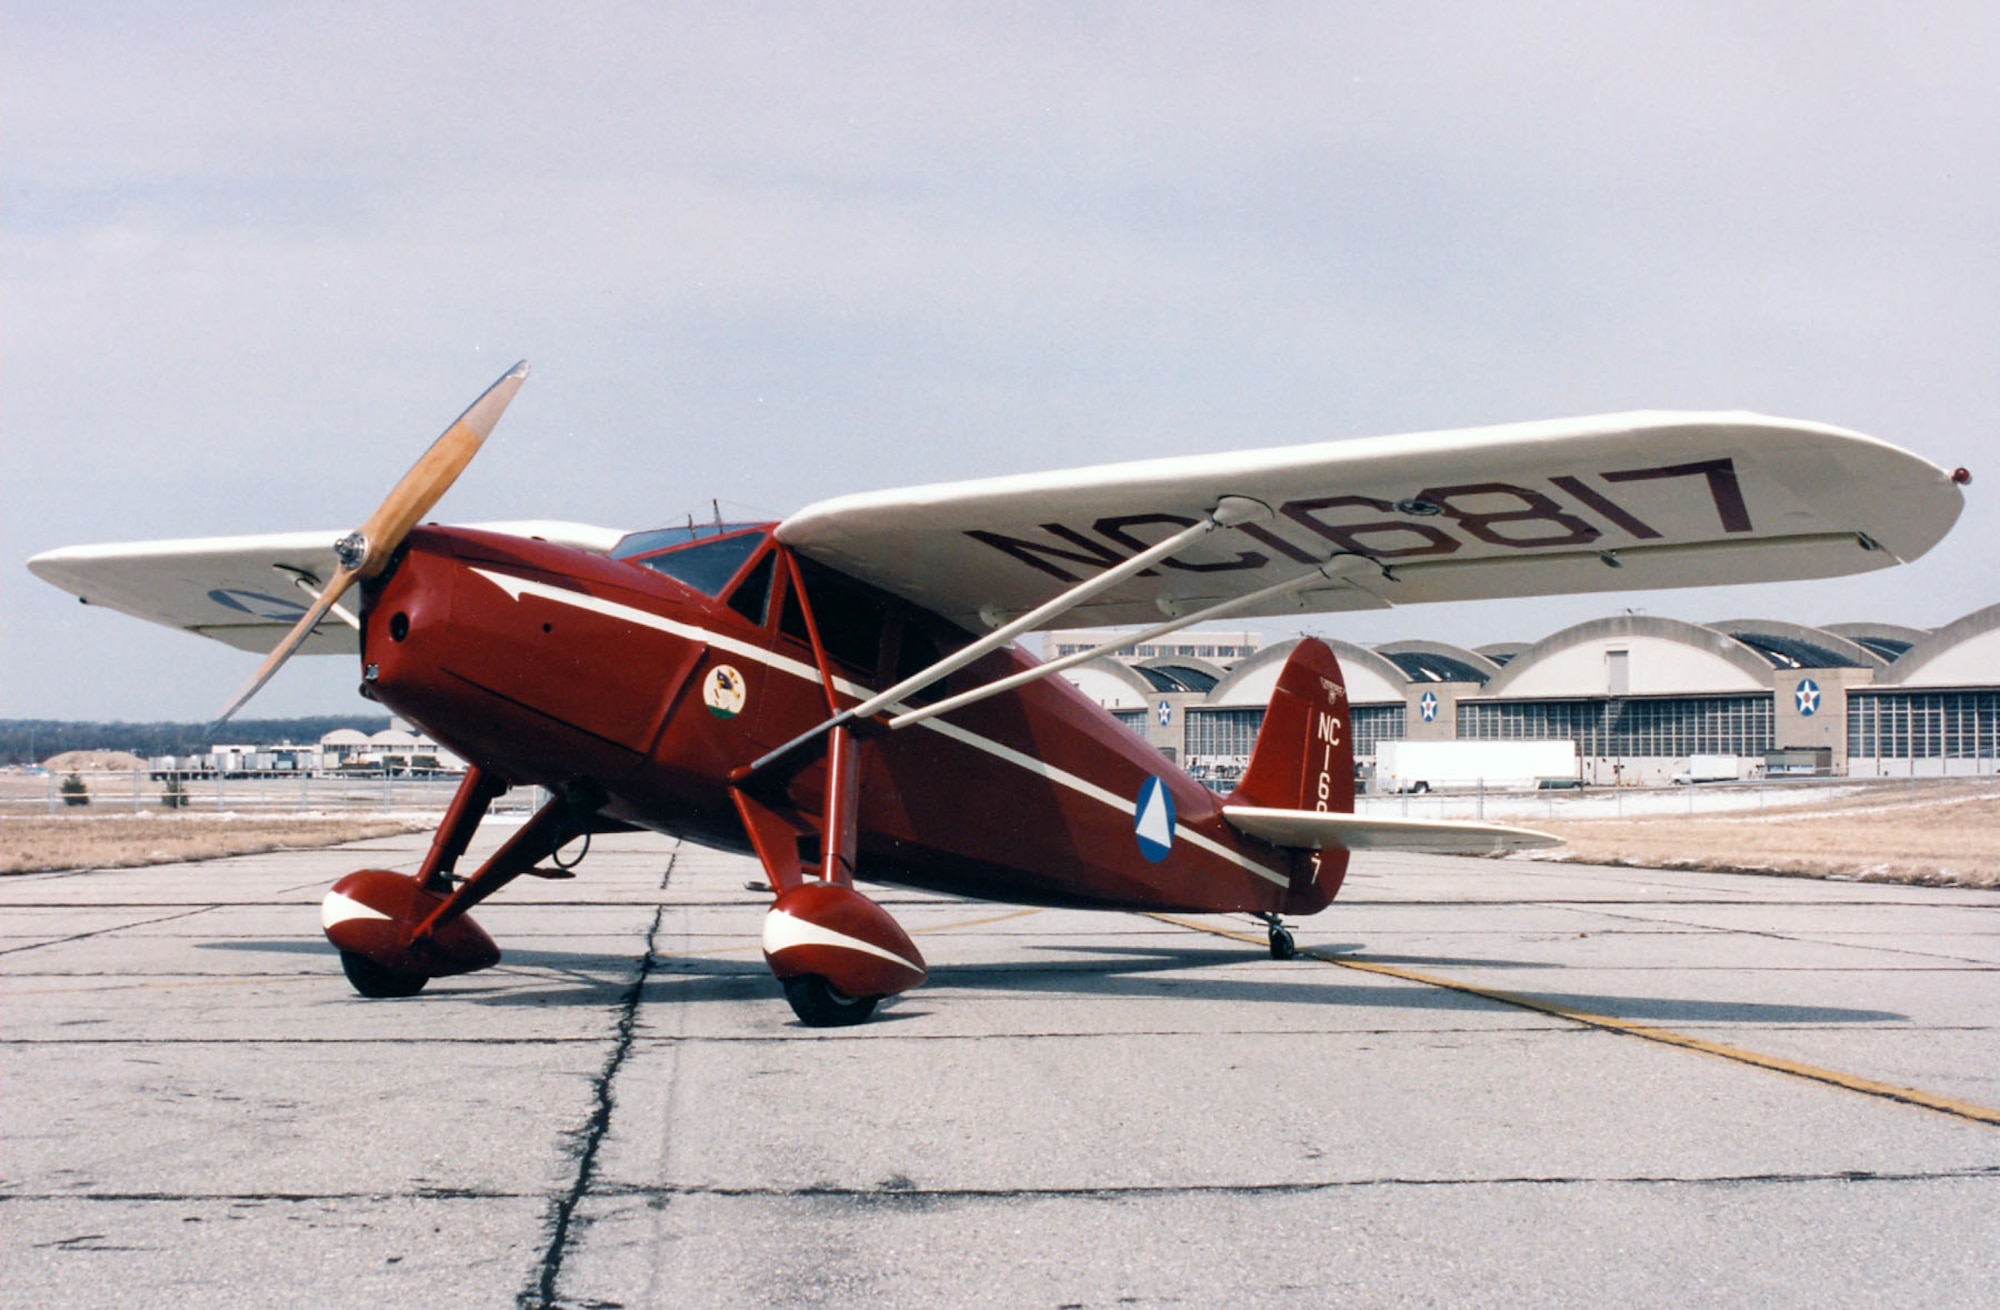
[196,937,1908,1027]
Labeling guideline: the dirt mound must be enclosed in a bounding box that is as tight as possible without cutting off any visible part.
[42,750,150,773]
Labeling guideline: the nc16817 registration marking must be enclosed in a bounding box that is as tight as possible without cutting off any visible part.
[966,458,1754,582]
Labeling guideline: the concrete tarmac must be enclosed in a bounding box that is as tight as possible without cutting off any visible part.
[4,828,1999,1307]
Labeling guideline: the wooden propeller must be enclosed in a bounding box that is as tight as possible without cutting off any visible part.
[214,360,530,725]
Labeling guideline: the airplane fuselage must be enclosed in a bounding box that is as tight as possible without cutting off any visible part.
[361,526,1342,916]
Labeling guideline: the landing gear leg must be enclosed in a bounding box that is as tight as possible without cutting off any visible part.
[1260,912,1296,961]
[322,780,598,998]
[735,722,927,1025]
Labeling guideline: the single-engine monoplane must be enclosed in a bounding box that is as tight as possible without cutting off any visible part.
[30,363,1968,1023]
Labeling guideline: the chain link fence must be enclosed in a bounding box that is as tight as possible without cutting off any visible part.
[0,770,545,816]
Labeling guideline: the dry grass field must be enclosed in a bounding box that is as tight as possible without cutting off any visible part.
[0,814,431,875]
[1532,781,2000,887]
[3,781,1994,885]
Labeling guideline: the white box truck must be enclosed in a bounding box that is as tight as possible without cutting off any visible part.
[1374,740,1579,794]
[1671,754,1754,784]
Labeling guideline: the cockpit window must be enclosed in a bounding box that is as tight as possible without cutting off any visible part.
[778,559,889,674]
[895,623,949,705]
[627,530,766,597]
[726,551,776,625]
[611,522,769,558]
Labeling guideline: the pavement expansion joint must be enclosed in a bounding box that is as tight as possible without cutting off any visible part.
[578,1163,2000,1204]
[1585,907,2000,966]
[0,907,220,958]
[0,1190,539,1203]
[519,903,664,1310]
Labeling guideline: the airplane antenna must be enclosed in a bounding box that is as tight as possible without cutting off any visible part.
[712,498,723,530]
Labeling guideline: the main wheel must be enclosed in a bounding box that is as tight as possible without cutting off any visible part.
[1268,925,1297,961]
[340,950,429,998]
[782,974,879,1027]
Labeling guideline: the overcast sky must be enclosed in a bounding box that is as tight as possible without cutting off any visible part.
[6,3,1996,721]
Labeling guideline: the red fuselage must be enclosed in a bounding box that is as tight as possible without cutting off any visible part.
[360,525,1345,916]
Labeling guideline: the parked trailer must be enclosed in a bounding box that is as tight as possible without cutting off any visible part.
[1671,754,1758,785]
[1374,740,1580,794]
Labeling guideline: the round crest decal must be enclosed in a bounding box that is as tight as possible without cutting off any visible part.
[704,664,748,719]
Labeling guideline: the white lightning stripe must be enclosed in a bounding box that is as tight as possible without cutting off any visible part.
[761,907,924,975]
[320,890,391,931]
[472,567,1288,887]
[921,718,1285,886]
[473,568,850,692]
[917,716,1131,813]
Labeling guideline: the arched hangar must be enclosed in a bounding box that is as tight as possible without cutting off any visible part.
[1052,602,2000,785]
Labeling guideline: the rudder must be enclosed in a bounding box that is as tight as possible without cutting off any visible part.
[1228,638,1355,817]
[1227,638,1355,911]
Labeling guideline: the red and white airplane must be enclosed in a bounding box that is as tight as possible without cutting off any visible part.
[29,364,1968,1024]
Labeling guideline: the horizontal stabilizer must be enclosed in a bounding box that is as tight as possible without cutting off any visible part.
[1223,805,1560,855]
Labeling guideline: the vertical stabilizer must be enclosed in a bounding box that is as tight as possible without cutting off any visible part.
[1228,638,1355,815]
[1227,639,1355,911]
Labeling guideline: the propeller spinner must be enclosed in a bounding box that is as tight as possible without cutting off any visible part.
[214,360,531,724]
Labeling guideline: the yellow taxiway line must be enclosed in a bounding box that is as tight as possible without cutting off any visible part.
[1147,912,2000,1128]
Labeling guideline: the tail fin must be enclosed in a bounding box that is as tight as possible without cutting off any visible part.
[1228,638,1355,816]
[1223,641,1559,908]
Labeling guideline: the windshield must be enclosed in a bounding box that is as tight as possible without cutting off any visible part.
[610,522,772,558]
[619,527,770,597]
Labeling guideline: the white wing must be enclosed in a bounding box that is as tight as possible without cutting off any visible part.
[777,412,1963,632]
[28,521,625,654]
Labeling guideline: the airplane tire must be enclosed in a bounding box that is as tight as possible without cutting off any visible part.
[340,950,429,998]
[1268,926,1297,961]
[782,974,879,1027]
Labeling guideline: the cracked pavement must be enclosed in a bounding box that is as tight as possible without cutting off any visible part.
[4,829,2000,1306]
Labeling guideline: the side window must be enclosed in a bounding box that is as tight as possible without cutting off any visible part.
[777,560,888,675]
[726,551,775,625]
[894,622,949,706]
[779,577,810,646]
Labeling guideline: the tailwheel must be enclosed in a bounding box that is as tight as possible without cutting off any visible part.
[340,950,430,998]
[1262,913,1297,961]
[782,974,879,1028]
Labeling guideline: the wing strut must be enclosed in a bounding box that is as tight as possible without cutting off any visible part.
[884,553,1379,730]
[742,495,1273,776]
[276,567,362,631]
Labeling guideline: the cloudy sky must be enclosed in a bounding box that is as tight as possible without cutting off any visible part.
[6,3,1996,721]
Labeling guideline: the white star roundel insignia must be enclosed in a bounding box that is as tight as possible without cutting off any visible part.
[704,664,748,719]
[1795,678,1821,716]
[1420,691,1438,723]
[1134,776,1176,864]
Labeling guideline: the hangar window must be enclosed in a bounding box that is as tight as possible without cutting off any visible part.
[1851,636,1914,662]
[1184,703,1405,761]
[1134,664,1218,693]
[1728,632,1863,669]
[1849,691,1999,760]
[1382,651,1491,685]
[1457,696,1772,757]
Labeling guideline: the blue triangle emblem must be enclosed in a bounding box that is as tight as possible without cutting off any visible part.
[1134,776,1176,863]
